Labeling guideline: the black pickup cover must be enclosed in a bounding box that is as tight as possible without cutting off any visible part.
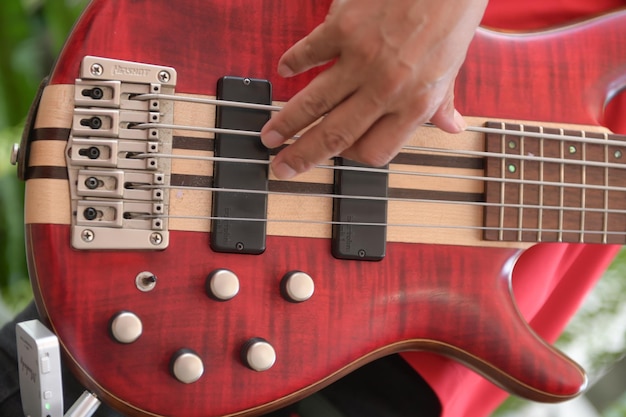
[332,158,388,261]
[211,76,271,254]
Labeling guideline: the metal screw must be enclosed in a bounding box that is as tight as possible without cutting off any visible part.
[150,232,163,246]
[158,70,171,83]
[358,249,367,258]
[243,78,251,86]
[90,63,104,77]
[81,229,95,243]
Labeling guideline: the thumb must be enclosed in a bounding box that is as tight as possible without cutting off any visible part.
[429,82,466,133]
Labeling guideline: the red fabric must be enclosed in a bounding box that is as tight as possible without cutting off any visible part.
[482,0,625,30]
[401,2,626,416]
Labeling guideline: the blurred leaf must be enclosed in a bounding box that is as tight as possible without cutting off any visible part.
[42,0,89,54]
[0,0,88,321]
[0,125,28,306]
[0,0,32,128]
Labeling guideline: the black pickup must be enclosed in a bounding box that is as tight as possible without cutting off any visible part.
[332,158,388,261]
[211,76,271,254]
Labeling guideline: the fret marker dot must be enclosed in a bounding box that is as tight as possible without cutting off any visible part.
[508,164,516,174]
[568,146,577,154]
[615,150,623,159]
[508,141,516,149]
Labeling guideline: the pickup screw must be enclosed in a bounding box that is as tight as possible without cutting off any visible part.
[90,63,104,77]
[150,232,163,246]
[243,78,251,86]
[158,70,171,83]
[81,229,95,243]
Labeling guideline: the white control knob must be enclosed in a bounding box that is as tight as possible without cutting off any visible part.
[170,349,204,384]
[109,311,143,344]
[206,269,240,301]
[242,338,276,372]
[281,271,314,302]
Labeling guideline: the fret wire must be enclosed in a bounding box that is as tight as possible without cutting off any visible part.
[603,134,610,244]
[558,129,565,243]
[538,126,545,242]
[580,132,587,243]
[517,125,525,242]
[499,122,506,242]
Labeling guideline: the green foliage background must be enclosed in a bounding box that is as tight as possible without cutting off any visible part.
[0,0,88,322]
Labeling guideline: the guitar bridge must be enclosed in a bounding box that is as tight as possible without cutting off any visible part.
[67,56,177,250]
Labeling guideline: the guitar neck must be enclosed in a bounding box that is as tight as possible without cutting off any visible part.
[483,121,626,245]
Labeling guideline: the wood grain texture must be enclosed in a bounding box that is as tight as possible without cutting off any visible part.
[23,1,626,416]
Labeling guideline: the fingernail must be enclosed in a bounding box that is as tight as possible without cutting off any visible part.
[454,109,467,131]
[261,130,285,148]
[271,162,297,180]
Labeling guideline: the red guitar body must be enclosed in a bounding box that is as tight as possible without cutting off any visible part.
[22,2,626,417]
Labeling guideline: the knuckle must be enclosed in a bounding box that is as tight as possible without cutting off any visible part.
[300,92,333,119]
[285,153,314,173]
[321,128,355,155]
[333,11,359,39]
[300,39,322,66]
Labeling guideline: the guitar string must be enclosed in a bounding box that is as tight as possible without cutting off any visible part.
[129,97,626,173]
[132,92,626,147]
[127,136,626,227]
[133,151,626,194]
[128,212,626,238]
[132,121,626,149]
[123,94,626,236]
[127,182,626,217]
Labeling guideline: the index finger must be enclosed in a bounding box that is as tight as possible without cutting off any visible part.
[269,87,385,179]
[260,63,357,149]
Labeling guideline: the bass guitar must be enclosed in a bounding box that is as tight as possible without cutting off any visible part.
[13,1,626,416]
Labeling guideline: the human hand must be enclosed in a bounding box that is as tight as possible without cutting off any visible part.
[260,0,489,179]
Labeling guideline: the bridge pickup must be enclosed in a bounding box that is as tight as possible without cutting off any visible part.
[332,159,388,261]
[211,76,271,254]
